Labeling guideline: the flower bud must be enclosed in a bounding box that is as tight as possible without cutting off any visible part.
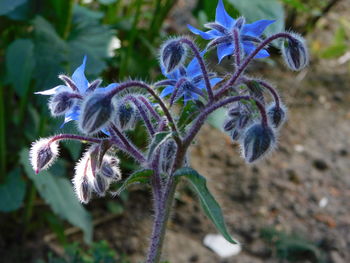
[282,33,309,71]
[223,118,236,132]
[113,102,137,131]
[92,173,109,196]
[79,92,113,134]
[48,91,79,116]
[29,138,59,174]
[241,123,275,163]
[160,39,186,74]
[267,103,287,129]
[159,139,177,174]
[100,155,121,181]
[72,176,92,204]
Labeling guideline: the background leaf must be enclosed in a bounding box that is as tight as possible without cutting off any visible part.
[0,168,26,212]
[227,0,285,36]
[5,39,35,97]
[0,0,27,15]
[116,169,152,195]
[207,108,226,131]
[174,167,237,244]
[20,148,93,243]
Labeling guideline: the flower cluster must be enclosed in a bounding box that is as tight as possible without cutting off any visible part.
[29,0,308,207]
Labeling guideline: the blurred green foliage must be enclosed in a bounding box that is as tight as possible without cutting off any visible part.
[261,227,325,262]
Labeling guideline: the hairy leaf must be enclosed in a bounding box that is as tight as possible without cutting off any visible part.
[174,167,237,244]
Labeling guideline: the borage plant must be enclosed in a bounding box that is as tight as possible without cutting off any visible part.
[29,0,308,262]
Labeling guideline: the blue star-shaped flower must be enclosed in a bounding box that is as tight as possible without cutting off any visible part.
[159,56,221,104]
[36,56,117,127]
[187,0,275,63]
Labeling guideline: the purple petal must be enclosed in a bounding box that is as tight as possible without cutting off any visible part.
[215,0,235,28]
[187,24,219,40]
[243,42,270,58]
[160,86,174,97]
[217,43,234,63]
[72,56,89,93]
[35,85,66,95]
[242,20,275,37]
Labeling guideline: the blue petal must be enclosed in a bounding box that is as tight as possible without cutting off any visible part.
[101,129,110,136]
[187,24,219,40]
[215,0,235,28]
[209,77,222,86]
[99,83,118,92]
[186,58,201,78]
[72,56,89,93]
[242,20,275,37]
[61,105,80,127]
[243,42,270,58]
[217,43,234,63]
[35,85,66,95]
[160,86,174,97]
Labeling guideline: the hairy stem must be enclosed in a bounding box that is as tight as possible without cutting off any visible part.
[233,28,241,66]
[215,32,295,99]
[48,134,102,144]
[110,125,146,163]
[106,80,182,146]
[184,95,268,147]
[179,38,214,102]
[124,95,155,136]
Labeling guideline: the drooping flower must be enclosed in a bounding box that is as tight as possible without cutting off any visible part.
[158,56,221,104]
[187,0,275,62]
[35,56,117,127]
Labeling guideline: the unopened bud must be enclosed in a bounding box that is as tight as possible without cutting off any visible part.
[29,138,59,174]
[282,33,309,71]
[161,39,186,74]
[267,103,287,129]
[234,17,246,30]
[79,93,113,134]
[223,118,236,132]
[241,123,275,163]
[160,140,177,174]
[49,91,79,116]
[114,103,137,131]
[100,155,121,181]
[92,173,109,196]
[72,176,92,204]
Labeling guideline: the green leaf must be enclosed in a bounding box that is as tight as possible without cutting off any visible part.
[98,0,118,5]
[227,0,285,36]
[174,167,237,244]
[177,101,202,130]
[5,39,35,97]
[67,5,114,76]
[0,168,26,212]
[20,148,93,243]
[116,169,153,195]
[147,131,172,159]
[207,108,226,131]
[32,16,67,91]
[0,0,27,15]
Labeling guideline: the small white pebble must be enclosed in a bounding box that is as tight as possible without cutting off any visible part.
[319,197,329,208]
[294,144,305,153]
[203,234,241,258]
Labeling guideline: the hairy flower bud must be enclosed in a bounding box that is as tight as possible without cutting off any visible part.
[160,39,186,74]
[159,139,177,174]
[92,173,109,196]
[100,155,121,181]
[267,103,287,129]
[29,138,59,174]
[79,92,113,134]
[48,91,79,116]
[73,145,99,203]
[282,33,309,71]
[113,102,137,131]
[241,123,276,163]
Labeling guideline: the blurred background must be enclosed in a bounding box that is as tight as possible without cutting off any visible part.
[0,0,349,262]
